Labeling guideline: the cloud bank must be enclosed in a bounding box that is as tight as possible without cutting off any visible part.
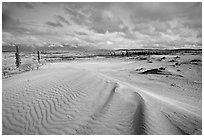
[2,2,202,50]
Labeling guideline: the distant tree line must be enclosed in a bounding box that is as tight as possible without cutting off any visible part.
[107,49,201,57]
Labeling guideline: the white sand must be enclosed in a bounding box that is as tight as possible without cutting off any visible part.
[2,55,202,135]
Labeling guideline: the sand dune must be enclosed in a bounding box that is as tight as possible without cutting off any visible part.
[2,61,202,135]
[3,64,144,135]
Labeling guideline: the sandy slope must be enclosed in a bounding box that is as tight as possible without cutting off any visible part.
[2,63,143,134]
[2,57,202,135]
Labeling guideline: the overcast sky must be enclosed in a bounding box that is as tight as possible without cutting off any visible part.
[2,2,202,49]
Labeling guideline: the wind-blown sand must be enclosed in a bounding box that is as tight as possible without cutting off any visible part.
[2,56,202,135]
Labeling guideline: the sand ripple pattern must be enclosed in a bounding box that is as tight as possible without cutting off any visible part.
[3,68,143,135]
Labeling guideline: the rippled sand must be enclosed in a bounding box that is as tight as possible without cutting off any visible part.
[3,55,202,135]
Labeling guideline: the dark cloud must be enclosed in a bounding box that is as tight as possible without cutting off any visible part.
[3,10,19,29]
[56,15,70,25]
[64,7,87,25]
[194,2,202,7]
[66,2,112,11]
[64,7,78,16]
[18,2,34,9]
[3,2,35,11]
[183,19,202,30]
[46,21,63,27]
[87,10,128,33]
[64,3,129,34]
[2,10,28,34]
[129,3,201,23]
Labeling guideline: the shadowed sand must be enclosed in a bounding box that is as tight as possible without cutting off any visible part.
[2,61,202,135]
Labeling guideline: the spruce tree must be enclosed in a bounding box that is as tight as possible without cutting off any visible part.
[37,51,40,63]
[15,45,21,68]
